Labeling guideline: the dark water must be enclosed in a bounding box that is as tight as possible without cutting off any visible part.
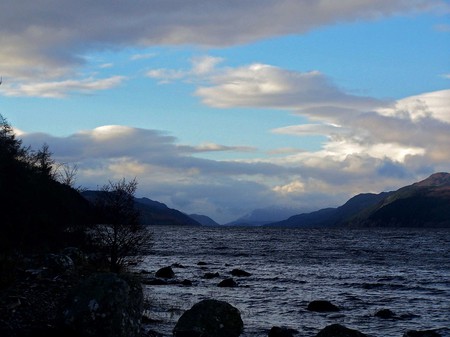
[138,226,450,337]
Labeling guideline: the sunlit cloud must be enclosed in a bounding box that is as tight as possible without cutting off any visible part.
[3,76,125,98]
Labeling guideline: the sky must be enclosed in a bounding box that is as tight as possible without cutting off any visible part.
[1,0,449,224]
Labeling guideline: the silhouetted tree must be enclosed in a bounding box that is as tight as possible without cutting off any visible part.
[92,178,152,272]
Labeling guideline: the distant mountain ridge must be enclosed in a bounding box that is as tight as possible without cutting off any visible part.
[82,191,201,226]
[267,172,450,228]
[227,206,308,226]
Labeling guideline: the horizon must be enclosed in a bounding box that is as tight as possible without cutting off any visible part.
[1,1,449,223]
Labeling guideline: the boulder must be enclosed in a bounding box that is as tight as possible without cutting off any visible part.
[269,326,298,337]
[45,253,74,275]
[307,300,340,312]
[375,308,396,319]
[203,272,220,279]
[61,272,143,337]
[62,247,86,266]
[316,324,367,337]
[173,299,243,337]
[403,330,442,337]
[230,269,252,277]
[218,278,237,287]
[155,266,175,279]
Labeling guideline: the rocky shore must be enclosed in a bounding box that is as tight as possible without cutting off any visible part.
[1,254,448,337]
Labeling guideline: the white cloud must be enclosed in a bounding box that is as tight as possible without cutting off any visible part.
[2,76,125,98]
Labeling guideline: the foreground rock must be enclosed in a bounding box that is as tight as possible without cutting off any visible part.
[173,299,243,337]
[61,272,143,337]
[218,278,238,287]
[269,326,298,337]
[307,300,340,312]
[375,308,396,319]
[230,268,252,277]
[155,266,175,279]
[316,324,367,337]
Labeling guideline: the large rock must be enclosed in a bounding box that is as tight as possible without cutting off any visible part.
[307,300,340,312]
[173,299,244,337]
[230,269,252,277]
[61,272,143,337]
[316,324,367,337]
[218,278,238,287]
[155,266,175,279]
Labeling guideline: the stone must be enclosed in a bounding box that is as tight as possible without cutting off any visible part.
[307,300,340,312]
[180,279,192,286]
[316,324,367,337]
[375,308,396,319]
[45,253,74,275]
[403,330,442,337]
[197,261,208,266]
[269,326,298,337]
[61,272,143,337]
[230,269,252,277]
[155,266,175,279]
[218,278,237,287]
[203,272,220,279]
[62,247,86,266]
[173,299,243,337]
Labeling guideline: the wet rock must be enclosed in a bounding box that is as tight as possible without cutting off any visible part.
[45,254,74,275]
[197,261,208,266]
[203,272,220,279]
[230,268,252,277]
[269,326,299,337]
[375,308,396,319]
[172,263,185,268]
[62,247,86,267]
[180,279,192,286]
[173,299,243,337]
[307,300,340,312]
[316,324,367,337]
[403,329,442,337]
[142,278,168,285]
[155,266,175,279]
[218,278,237,287]
[61,272,143,337]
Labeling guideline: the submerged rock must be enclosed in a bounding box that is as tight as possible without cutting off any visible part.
[307,300,340,312]
[230,268,252,277]
[173,299,243,337]
[203,272,220,279]
[269,326,299,337]
[61,272,143,337]
[375,308,396,319]
[403,330,442,337]
[155,266,175,279]
[316,324,367,337]
[218,278,238,287]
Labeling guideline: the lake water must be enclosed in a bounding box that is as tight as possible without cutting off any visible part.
[138,226,450,337]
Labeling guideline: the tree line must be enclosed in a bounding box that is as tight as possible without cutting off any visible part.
[0,114,151,277]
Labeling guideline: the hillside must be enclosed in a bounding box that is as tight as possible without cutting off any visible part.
[82,192,201,226]
[347,172,450,227]
[267,172,450,228]
[268,193,390,228]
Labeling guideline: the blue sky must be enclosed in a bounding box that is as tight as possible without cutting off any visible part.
[1,1,449,223]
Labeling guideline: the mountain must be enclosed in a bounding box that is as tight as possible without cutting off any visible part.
[267,172,450,228]
[82,192,201,226]
[188,214,220,226]
[227,206,308,226]
[268,192,390,228]
[347,172,450,227]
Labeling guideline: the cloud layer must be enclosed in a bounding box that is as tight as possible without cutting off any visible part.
[0,1,443,81]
